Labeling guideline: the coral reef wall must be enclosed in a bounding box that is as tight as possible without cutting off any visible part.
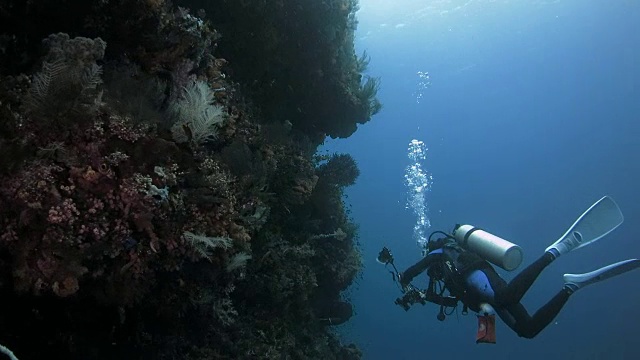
[0,0,378,359]
[177,0,382,142]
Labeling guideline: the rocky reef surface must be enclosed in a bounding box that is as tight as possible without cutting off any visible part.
[0,1,379,358]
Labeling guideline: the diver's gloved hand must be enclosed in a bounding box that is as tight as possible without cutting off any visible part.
[398,273,410,292]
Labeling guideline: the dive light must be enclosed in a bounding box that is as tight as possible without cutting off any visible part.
[377,247,394,265]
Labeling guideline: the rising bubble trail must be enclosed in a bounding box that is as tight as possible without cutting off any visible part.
[404,139,433,250]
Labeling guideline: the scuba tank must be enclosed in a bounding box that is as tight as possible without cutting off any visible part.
[452,224,523,271]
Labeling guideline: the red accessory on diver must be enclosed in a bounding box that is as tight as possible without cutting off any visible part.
[476,314,496,344]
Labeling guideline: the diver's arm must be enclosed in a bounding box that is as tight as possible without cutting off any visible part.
[400,252,442,286]
[425,292,458,307]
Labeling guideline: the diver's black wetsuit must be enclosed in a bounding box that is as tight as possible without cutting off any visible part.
[401,247,571,339]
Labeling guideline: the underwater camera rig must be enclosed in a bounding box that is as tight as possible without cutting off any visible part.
[395,288,427,311]
[377,245,457,320]
[376,247,427,310]
[378,225,523,320]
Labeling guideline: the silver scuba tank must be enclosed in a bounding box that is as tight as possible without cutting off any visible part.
[452,224,523,271]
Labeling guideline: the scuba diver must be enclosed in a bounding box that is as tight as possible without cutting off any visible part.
[379,196,640,342]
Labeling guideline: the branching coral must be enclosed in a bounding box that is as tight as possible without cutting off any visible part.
[25,33,105,122]
[316,153,360,188]
[169,80,226,145]
[183,231,233,260]
[309,228,347,241]
[226,251,252,272]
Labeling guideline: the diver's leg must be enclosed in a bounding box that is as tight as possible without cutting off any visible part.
[495,252,555,306]
[502,287,572,339]
[504,259,640,338]
[495,307,519,334]
[466,268,557,339]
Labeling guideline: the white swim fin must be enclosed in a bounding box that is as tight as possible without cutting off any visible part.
[564,259,640,292]
[546,196,624,257]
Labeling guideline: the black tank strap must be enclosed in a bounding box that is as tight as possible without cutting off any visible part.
[462,226,481,247]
